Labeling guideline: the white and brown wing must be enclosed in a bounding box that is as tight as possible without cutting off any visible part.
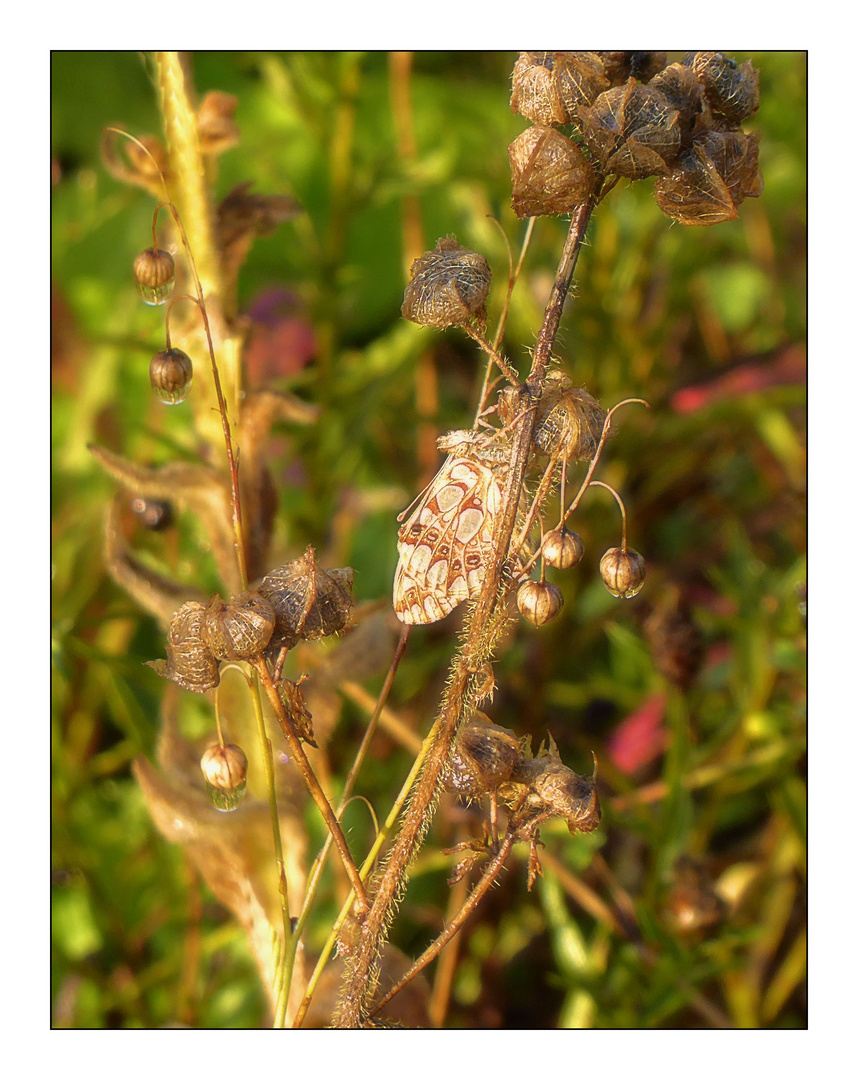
[393,456,503,625]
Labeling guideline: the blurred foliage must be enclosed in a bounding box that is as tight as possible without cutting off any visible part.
[51,51,806,1028]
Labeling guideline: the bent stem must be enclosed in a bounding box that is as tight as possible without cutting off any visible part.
[335,197,597,1028]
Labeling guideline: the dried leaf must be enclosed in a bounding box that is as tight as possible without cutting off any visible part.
[198,90,241,156]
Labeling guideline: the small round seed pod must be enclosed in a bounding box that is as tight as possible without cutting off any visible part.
[577,81,681,179]
[203,590,276,661]
[150,347,193,405]
[532,373,607,461]
[162,601,220,693]
[542,527,584,569]
[401,236,491,331]
[600,547,646,598]
[654,128,763,226]
[517,580,564,626]
[595,51,668,86]
[259,546,354,650]
[649,63,710,149]
[690,52,760,125]
[201,743,248,813]
[508,125,596,218]
[133,247,175,306]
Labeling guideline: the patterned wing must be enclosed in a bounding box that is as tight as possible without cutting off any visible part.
[393,456,503,625]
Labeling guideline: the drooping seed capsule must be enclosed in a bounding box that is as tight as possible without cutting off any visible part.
[517,580,564,626]
[201,743,248,812]
[203,590,276,661]
[599,547,646,598]
[542,527,584,569]
[133,247,175,306]
[150,347,193,405]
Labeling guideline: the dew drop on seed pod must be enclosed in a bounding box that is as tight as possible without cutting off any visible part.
[205,776,247,812]
[152,380,192,405]
[136,279,175,306]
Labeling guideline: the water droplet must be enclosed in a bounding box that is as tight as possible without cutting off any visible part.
[136,279,175,306]
[205,777,247,812]
[152,376,193,405]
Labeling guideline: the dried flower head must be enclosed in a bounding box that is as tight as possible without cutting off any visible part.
[401,236,491,331]
[510,51,608,125]
[258,547,354,650]
[595,51,668,87]
[148,601,220,694]
[578,81,681,179]
[654,128,763,226]
[649,63,710,148]
[508,125,596,218]
[203,590,276,661]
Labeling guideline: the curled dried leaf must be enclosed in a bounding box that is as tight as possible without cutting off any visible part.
[276,676,317,747]
[578,81,681,178]
[197,90,241,155]
[654,128,763,226]
[217,182,302,303]
[401,236,491,331]
[510,51,608,125]
[508,125,596,218]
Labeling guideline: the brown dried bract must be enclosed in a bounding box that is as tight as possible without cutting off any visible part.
[578,81,681,179]
[508,125,596,218]
[690,52,760,125]
[401,236,491,331]
[277,675,317,748]
[654,128,763,226]
[505,738,601,835]
[197,90,241,156]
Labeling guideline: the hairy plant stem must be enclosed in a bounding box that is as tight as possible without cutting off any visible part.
[334,198,596,1027]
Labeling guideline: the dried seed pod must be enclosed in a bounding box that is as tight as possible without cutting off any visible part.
[690,52,760,124]
[510,51,608,125]
[600,547,646,598]
[542,527,584,569]
[507,739,601,834]
[150,347,193,405]
[445,713,521,799]
[277,676,317,747]
[532,372,608,461]
[133,247,175,306]
[508,125,596,218]
[258,546,354,650]
[197,90,240,156]
[649,63,710,148]
[654,129,763,226]
[596,51,668,87]
[578,81,681,179]
[203,590,275,661]
[401,236,491,331]
[149,601,220,693]
[517,580,564,626]
[201,743,248,812]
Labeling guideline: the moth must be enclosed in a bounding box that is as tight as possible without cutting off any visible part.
[393,431,507,625]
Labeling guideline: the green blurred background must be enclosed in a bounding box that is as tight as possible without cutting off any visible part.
[51,52,806,1028]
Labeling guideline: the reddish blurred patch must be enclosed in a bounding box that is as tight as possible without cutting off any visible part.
[608,693,667,775]
[243,288,316,386]
[670,344,806,414]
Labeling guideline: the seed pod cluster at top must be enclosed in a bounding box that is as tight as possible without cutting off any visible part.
[507,51,762,227]
[401,236,491,332]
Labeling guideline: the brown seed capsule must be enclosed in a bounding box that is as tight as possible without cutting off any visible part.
[542,527,584,569]
[595,51,668,87]
[654,128,763,226]
[445,713,521,799]
[532,372,608,461]
[133,247,175,305]
[690,52,760,125]
[578,81,681,179]
[508,125,596,218]
[151,601,220,693]
[517,580,564,626]
[203,590,276,661]
[259,546,354,650]
[600,547,646,598]
[510,51,608,125]
[201,743,248,813]
[150,347,193,405]
[401,236,491,331]
[507,738,601,834]
[649,63,710,148]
